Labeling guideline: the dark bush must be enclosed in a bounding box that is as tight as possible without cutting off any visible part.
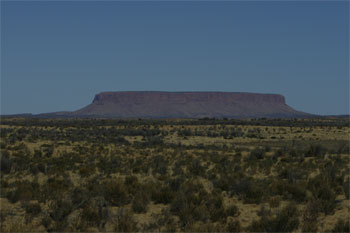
[103,180,129,206]
[271,180,306,202]
[244,183,264,204]
[170,181,210,226]
[189,158,205,176]
[151,155,168,175]
[305,144,326,158]
[343,179,349,199]
[132,192,149,213]
[113,208,138,232]
[29,164,39,175]
[225,219,241,232]
[168,177,184,192]
[301,199,320,232]
[152,184,174,204]
[225,204,240,217]
[124,175,140,194]
[49,199,73,224]
[315,184,336,215]
[7,181,35,203]
[248,148,265,160]
[248,203,299,232]
[198,204,213,222]
[206,193,225,222]
[257,204,271,217]
[25,202,42,216]
[71,187,89,208]
[81,202,101,227]
[329,219,350,232]
[286,184,307,202]
[278,167,306,183]
[268,196,281,208]
[79,166,95,177]
[0,151,12,174]
[41,214,52,228]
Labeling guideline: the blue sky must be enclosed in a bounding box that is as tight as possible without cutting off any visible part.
[1,1,349,115]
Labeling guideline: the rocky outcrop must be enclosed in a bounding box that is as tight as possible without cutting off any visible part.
[72,91,310,118]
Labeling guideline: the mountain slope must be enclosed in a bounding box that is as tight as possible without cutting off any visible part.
[71,91,311,118]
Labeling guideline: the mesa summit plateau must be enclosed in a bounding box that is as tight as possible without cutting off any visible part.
[35,91,311,119]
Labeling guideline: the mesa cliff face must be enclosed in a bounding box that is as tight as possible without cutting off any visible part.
[72,91,309,118]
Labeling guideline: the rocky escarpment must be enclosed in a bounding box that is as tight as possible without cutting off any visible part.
[72,91,310,118]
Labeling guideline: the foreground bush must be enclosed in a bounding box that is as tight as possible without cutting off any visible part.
[248,203,299,232]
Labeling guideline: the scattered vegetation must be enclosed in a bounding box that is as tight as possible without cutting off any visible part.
[0,117,349,232]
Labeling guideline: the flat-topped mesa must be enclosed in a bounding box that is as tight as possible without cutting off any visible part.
[92,91,286,105]
[74,91,308,118]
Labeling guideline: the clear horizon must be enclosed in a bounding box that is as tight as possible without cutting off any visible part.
[1,1,349,115]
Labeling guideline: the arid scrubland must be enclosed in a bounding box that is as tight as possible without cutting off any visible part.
[0,118,349,232]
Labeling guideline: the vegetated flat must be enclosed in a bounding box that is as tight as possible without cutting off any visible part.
[0,117,349,232]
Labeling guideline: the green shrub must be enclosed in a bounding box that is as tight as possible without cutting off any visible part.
[286,183,307,202]
[192,204,210,222]
[124,175,141,194]
[329,219,350,232]
[247,148,265,160]
[305,144,326,158]
[271,180,306,202]
[151,184,174,204]
[41,214,52,228]
[230,178,260,202]
[103,180,129,206]
[132,192,149,213]
[188,222,221,232]
[71,187,89,208]
[7,181,35,203]
[343,179,349,199]
[248,203,299,232]
[151,155,168,175]
[189,158,205,176]
[168,177,184,192]
[29,164,39,175]
[113,208,138,232]
[315,184,336,215]
[125,175,138,186]
[0,151,12,174]
[206,193,225,222]
[49,199,73,222]
[79,166,95,177]
[268,196,281,208]
[225,219,241,232]
[302,221,318,232]
[243,182,264,204]
[25,202,41,216]
[170,181,209,225]
[301,199,320,232]
[257,204,271,217]
[225,204,239,217]
[271,203,299,232]
[81,203,100,227]
[44,177,71,199]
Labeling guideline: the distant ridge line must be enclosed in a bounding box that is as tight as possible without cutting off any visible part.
[1,91,320,119]
[72,91,309,118]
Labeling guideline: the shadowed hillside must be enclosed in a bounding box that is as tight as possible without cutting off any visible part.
[70,91,311,118]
